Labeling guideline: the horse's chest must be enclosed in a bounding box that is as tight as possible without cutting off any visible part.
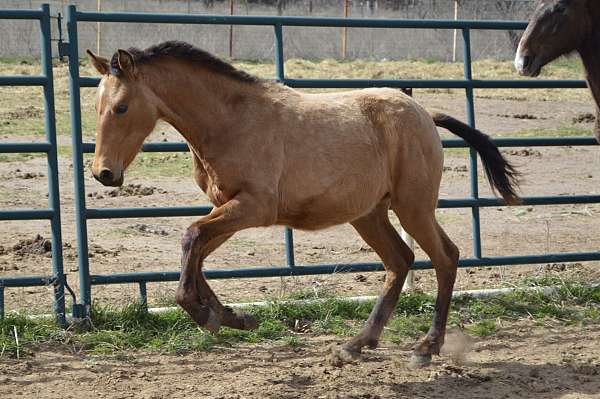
[192,157,233,207]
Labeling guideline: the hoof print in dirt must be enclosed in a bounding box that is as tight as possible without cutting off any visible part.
[327,344,361,367]
[428,364,491,382]
[408,353,432,370]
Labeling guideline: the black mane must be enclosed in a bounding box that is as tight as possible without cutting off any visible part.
[110,41,259,83]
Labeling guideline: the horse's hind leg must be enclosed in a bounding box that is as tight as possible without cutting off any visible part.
[329,200,414,366]
[393,203,459,368]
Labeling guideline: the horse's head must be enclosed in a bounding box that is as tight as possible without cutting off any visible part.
[515,0,593,77]
[87,49,160,187]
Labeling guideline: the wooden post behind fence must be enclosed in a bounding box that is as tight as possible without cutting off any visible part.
[452,0,459,62]
[342,0,349,59]
[96,0,102,54]
[229,0,234,59]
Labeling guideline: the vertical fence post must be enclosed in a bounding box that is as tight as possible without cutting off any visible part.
[274,23,285,82]
[273,23,295,268]
[138,282,147,308]
[462,28,482,259]
[40,3,67,327]
[0,286,4,320]
[66,5,92,318]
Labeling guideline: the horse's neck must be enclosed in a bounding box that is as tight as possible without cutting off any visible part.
[579,28,600,139]
[145,62,258,153]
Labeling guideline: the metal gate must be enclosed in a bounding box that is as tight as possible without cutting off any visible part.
[0,4,66,326]
[62,6,600,319]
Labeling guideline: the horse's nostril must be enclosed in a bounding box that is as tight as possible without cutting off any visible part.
[522,55,532,69]
[99,169,114,183]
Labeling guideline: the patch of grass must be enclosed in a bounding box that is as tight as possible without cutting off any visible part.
[281,334,302,348]
[386,314,432,342]
[127,152,192,178]
[0,152,45,163]
[1,282,598,358]
[467,319,497,337]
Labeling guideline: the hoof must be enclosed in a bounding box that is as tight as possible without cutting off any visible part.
[327,344,361,367]
[408,353,432,370]
[239,312,259,330]
[204,308,222,334]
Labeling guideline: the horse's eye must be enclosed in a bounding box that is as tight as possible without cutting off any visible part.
[115,104,128,114]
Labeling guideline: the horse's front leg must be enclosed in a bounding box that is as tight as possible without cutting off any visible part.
[176,193,276,332]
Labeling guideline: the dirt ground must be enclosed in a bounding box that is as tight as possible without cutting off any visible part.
[1,320,599,399]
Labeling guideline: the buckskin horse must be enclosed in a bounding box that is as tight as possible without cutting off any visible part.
[515,0,600,143]
[87,41,520,367]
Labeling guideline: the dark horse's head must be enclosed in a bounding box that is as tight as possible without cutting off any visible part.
[515,0,594,77]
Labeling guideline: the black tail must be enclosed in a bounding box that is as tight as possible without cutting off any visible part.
[431,112,521,205]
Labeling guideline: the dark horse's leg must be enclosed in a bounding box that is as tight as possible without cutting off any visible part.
[329,200,414,365]
[176,193,276,332]
[394,203,459,368]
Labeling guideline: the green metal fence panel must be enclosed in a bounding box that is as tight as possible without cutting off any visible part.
[54,6,598,317]
[0,4,66,326]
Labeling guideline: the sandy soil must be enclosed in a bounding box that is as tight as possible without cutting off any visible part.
[1,320,599,399]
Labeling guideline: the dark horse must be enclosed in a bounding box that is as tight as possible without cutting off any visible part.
[515,0,600,142]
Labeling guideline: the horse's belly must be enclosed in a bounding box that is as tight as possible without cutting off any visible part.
[277,169,389,230]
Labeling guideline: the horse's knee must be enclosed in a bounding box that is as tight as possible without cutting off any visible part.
[181,223,214,254]
[181,225,201,253]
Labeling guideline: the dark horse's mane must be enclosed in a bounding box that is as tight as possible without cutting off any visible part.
[110,40,259,84]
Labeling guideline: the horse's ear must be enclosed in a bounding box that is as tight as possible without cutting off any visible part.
[86,49,109,75]
[116,49,136,77]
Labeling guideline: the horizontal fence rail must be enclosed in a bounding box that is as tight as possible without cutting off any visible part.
[41,5,597,318]
[0,5,66,325]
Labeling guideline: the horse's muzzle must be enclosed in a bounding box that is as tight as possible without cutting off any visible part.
[515,51,541,77]
[93,168,124,187]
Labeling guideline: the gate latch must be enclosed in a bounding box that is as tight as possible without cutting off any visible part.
[58,41,70,59]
